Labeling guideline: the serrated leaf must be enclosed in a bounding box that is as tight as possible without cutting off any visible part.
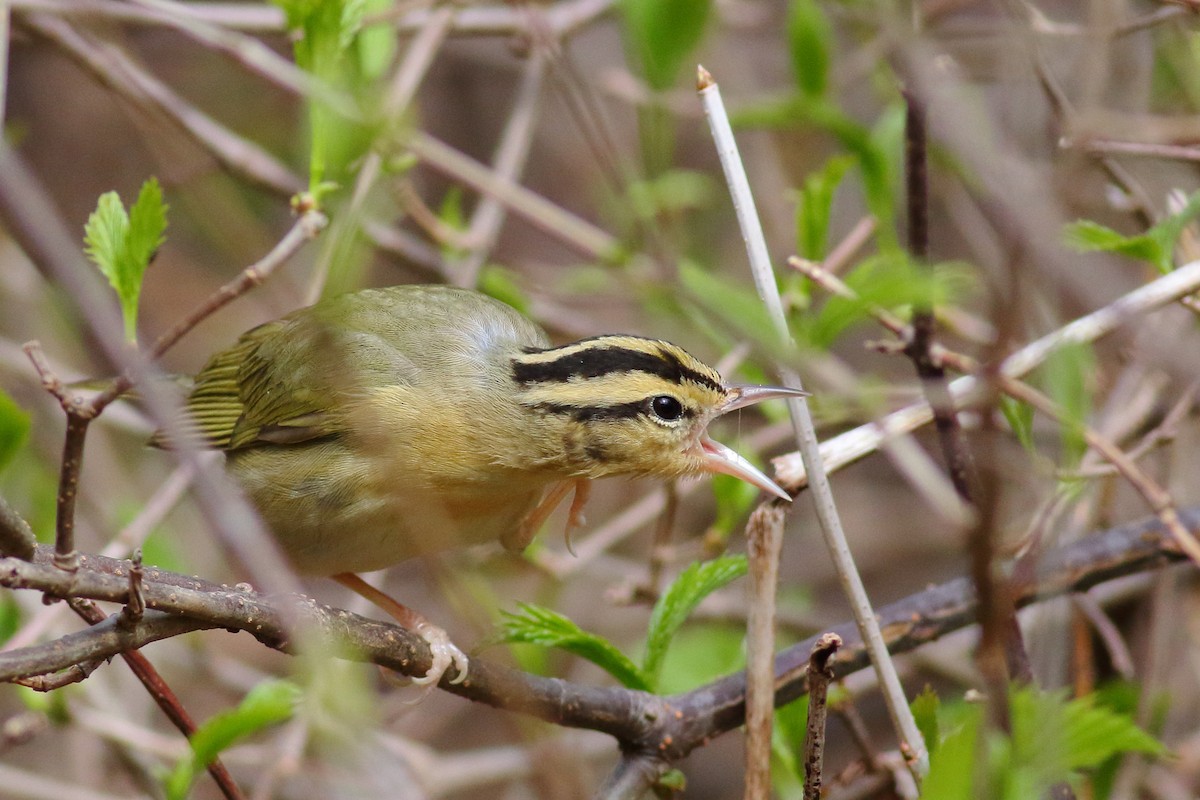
[620,0,710,91]
[0,389,30,473]
[125,177,168,279]
[642,556,748,688]
[165,680,299,800]
[499,603,651,691]
[84,191,130,291]
[84,179,168,343]
[787,0,832,99]
[911,686,941,759]
[1058,693,1165,768]
[922,703,981,800]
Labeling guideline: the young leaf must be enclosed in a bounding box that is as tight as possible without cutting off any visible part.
[165,680,299,800]
[1041,342,1094,469]
[499,603,651,691]
[910,686,941,759]
[125,178,168,281]
[922,703,981,800]
[795,155,853,260]
[83,178,168,343]
[1064,220,1162,268]
[1065,189,1200,273]
[83,191,128,286]
[0,389,30,473]
[998,395,1036,454]
[787,0,832,99]
[642,555,748,688]
[620,0,710,91]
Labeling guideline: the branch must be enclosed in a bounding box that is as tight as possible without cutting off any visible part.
[0,509,1189,762]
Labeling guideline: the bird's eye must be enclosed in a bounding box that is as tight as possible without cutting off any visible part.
[649,395,684,421]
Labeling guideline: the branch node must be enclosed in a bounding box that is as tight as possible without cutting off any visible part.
[120,549,146,628]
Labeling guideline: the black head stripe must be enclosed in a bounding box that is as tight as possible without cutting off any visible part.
[532,401,645,423]
[514,343,722,393]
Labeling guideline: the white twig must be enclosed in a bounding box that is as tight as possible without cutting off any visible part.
[774,258,1200,489]
[698,65,929,778]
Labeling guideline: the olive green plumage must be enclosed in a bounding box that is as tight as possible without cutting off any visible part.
[163,284,798,576]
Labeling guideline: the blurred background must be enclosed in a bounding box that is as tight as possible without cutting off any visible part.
[1,0,1199,797]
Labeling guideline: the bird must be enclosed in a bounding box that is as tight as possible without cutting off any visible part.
[161,284,805,685]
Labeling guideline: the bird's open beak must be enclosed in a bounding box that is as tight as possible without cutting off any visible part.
[720,383,810,413]
[699,434,791,501]
[697,382,809,501]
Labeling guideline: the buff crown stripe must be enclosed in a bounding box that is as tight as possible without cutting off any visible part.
[513,340,722,393]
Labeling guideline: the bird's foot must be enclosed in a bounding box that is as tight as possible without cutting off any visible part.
[411,621,469,686]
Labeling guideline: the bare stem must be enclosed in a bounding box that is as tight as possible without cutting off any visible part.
[803,633,842,800]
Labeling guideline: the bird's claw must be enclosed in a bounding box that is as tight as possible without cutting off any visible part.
[411,622,469,686]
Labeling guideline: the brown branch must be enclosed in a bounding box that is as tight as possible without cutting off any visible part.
[0,509,1190,765]
[802,633,841,800]
[744,503,786,800]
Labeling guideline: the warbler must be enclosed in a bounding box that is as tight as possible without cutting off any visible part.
[163,284,803,683]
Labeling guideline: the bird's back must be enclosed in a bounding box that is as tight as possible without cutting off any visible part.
[176,285,552,574]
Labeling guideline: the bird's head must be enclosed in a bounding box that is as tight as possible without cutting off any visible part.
[511,336,805,499]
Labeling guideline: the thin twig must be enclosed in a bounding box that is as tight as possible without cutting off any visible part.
[998,377,1200,566]
[21,12,304,197]
[71,598,245,800]
[1066,138,1200,164]
[803,633,842,800]
[744,504,786,800]
[698,65,929,778]
[451,51,548,287]
[773,258,1200,490]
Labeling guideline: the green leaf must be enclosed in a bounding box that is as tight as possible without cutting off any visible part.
[627,170,715,221]
[768,695,810,798]
[499,603,651,691]
[787,0,832,99]
[83,179,168,343]
[1057,693,1165,769]
[477,265,532,314]
[794,155,853,260]
[165,680,299,800]
[642,556,748,688]
[125,177,168,281]
[1065,191,1200,273]
[1041,342,1094,468]
[801,254,970,349]
[998,395,1035,454]
[922,703,981,800]
[1064,220,1163,267]
[620,0,710,91]
[911,686,941,759]
[83,191,128,288]
[655,624,745,695]
[0,389,30,473]
[709,472,759,540]
[679,258,781,350]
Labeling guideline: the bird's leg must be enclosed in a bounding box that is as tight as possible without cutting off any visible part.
[505,479,573,552]
[562,478,591,556]
[333,573,468,686]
